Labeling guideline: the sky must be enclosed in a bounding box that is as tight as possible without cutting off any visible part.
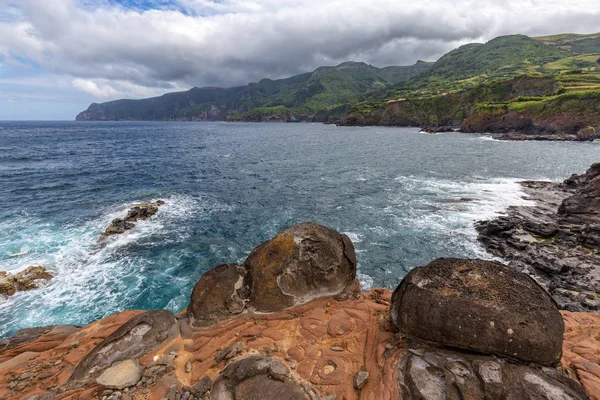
[0,0,599,120]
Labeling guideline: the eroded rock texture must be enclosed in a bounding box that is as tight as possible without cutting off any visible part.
[244,222,357,312]
[477,163,600,312]
[398,347,588,399]
[68,310,177,384]
[0,223,597,399]
[188,222,358,327]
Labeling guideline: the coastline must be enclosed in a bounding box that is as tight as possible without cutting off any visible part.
[1,223,599,399]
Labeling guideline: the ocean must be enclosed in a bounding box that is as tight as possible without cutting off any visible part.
[1,121,598,338]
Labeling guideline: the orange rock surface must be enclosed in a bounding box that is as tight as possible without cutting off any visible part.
[1,292,599,399]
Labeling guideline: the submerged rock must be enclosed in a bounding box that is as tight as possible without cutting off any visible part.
[0,266,53,296]
[391,258,564,366]
[100,200,165,238]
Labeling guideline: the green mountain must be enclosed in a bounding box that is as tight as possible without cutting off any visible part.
[75,61,432,122]
[341,32,600,136]
[360,34,570,102]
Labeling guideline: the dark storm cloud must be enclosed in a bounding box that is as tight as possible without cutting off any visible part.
[1,0,599,100]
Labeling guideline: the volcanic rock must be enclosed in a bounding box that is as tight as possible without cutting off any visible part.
[211,355,314,400]
[398,347,587,399]
[101,200,165,237]
[96,359,143,389]
[391,258,564,366]
[68,309,177,384]
[244,222,357,313]
[477,163,600,311]
[188,264,250,328]
[0,266,53,296]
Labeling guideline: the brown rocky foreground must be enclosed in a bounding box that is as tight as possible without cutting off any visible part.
[1,223,600,399]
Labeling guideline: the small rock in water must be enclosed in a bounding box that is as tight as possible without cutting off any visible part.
[99,200,166,241]
[0,266,53,296]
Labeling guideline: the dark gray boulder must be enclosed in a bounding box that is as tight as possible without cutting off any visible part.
[398,347,588,400]
[391,258,564,366]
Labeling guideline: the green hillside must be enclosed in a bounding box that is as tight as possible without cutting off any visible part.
[361,35,570,102]
[76,61,432,122]
[535,32,600,53]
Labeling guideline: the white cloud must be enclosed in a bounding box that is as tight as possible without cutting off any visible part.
[0,0,599,104]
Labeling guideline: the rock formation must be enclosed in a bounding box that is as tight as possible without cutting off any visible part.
[188,222,357,327]
[391,258,564,366]
[0,223,598,399]
[0,266,53,296]
[477,163,600,311]
[98,200,165,247]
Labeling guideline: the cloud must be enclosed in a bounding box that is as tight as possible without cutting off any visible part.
[0,0,599,104]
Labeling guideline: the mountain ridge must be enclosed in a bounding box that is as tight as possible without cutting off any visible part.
[76,61,432,122]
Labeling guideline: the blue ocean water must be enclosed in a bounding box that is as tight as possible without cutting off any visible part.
[1,121,598,338]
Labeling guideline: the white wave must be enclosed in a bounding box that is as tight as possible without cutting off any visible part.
[389,175,535,259]
[0,194,224,337]
[357,270,374,291]
[342,231,364,244]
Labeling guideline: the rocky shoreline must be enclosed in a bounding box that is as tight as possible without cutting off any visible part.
[1,222,600,399]
[477,163,600,312]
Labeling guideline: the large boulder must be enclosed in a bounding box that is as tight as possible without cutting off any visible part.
[244,222,357,313]
[391,258,564,366]
[68,309,177,384]
[187,222,357,327]
[188,264,251,328]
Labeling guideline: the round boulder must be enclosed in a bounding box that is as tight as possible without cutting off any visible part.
[244,222,357,313]
[188,264,251,328]
[391,258,564,366]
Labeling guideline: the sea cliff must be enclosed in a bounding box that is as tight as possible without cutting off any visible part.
[340,76,600,140]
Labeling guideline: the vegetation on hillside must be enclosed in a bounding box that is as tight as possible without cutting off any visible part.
[76,61,432,122]
[343,33,600,134]
[77,31,600,133]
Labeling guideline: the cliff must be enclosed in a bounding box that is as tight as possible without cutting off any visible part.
[341,76,600,139]
[1,221,600,399]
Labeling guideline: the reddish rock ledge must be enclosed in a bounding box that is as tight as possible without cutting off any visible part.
[0,294,598,399]
[0,223,598,399]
